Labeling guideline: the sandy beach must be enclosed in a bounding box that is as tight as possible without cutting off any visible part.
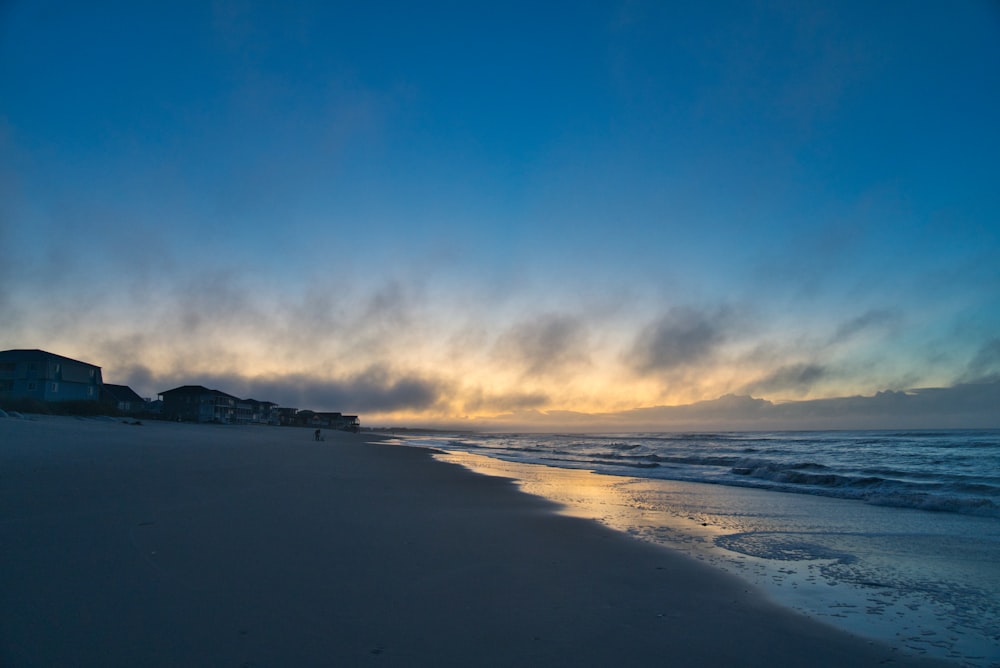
[1,416,951,667]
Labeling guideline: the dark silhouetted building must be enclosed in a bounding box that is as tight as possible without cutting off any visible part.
[0,349,102,402]
[158,385,239,423]
[101,383,146,413]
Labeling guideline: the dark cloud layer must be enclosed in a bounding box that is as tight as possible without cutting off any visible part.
[458,388,551,414]
[254,370,445,414]
[473,381,1000,432]
[141,365,448,415]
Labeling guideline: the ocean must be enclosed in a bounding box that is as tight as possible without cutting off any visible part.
[386,430,1000,666]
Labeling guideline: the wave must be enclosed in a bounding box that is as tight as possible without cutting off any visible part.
[397,430,1000,518]
[863,490,999,516]
[538,455,661,470]
[579,457,999,518]
[605,442,644,451]
[721,463,1000,517]
[731,463,875,487]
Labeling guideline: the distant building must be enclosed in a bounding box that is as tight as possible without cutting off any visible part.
[292,409,316,427]
[340,415,361,432]
[242,399,279,425]
[101,383,146,413]
[297,410,361,432]
[320,411,361,432]
[235,398,253,424]
[158,385,239,423]
[0,349,102,402]
[274,406,298,426]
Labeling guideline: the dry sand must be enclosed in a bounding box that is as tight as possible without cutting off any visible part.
[0,416,951,667]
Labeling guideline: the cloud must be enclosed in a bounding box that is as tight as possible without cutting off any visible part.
[0,122,29,319]
[492,313,590,379]
[727,309,907,399]
[963,338,1000,383]
[331,364,446,413]
[458,388,551,415]
[466,381,1000,432]
[255,368,444,414]
[0,217,12,318]
[831,309,900,344]
[761,382,1000,430]
[624,306,734,375]
[742,363,828,395]
[622,394,773,424]
[117,364,156,398]
[147,363,449,415]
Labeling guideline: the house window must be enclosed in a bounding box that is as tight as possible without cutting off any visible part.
[27,382,36,390]
[51,383,59,393]
[88,386,95,396]
[54,363,61,373]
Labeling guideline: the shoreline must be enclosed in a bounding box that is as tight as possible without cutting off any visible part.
[1,416,952,666]
[428,449,999,666]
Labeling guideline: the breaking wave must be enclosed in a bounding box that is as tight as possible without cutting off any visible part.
[393,429,1000,518]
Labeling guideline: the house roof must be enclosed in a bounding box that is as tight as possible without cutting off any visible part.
[0,349,101,369]
[101,384,144,403]
[159,385,238,399]
[159,384,212,395]
[241,399,279,407]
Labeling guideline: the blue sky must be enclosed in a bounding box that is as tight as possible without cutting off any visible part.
[2,1,998,429]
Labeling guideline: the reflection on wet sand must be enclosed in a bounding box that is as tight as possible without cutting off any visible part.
[435,451,1000,666]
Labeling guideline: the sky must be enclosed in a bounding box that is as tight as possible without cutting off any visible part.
[2,1,999,430]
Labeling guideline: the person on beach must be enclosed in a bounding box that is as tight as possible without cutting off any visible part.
[314,428,323,441]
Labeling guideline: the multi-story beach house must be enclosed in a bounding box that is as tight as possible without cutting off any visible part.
[241,399,279,425]
[321,411,360,432]
[158,385,239,423]
[0,349,103,402]
[274,406,299,426]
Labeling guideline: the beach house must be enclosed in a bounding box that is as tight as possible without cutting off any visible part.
[100,383,146,413]
[293,410,361,432]
[0,349,103,403]
[322,412,361,432]
[274,406,298,426]
[241,399,279,425]
[158,385,239,423]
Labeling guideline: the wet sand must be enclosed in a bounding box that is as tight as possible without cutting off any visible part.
[0,416,950,666]
[432,451,999,665]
